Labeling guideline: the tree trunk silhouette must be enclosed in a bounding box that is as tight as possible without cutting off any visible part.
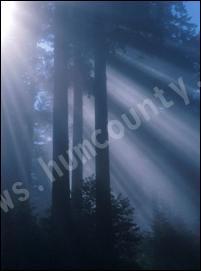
[72,49,83,212]
[52,5,70,230]
[94,21,113,266]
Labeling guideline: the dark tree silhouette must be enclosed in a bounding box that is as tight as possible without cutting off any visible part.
[142,208,200,270]
[72,49,84,212]
[51,4,72,267]
[52,4,70,223]
[94,16,114,266]
[71,6,85,212]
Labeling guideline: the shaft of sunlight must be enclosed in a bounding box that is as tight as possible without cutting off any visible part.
[1,1,16,42]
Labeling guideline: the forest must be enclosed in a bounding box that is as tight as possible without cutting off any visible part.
[1,1,200,270]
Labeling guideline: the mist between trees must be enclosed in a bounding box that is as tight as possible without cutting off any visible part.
[1,1,200,270]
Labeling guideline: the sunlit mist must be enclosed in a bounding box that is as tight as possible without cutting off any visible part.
[1,1,16,42]
[1,1,200,269]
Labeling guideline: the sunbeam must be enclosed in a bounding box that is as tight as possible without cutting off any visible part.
[1,1,16,42]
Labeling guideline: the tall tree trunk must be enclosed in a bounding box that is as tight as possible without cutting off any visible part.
[52,5,70,229]
[72,49,83,212]
[94,22,113,266]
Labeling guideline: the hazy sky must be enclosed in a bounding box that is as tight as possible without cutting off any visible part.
[186,1,200,32]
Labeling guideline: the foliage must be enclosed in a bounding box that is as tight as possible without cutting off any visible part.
[2,178,141,269]
[139,209,200,270]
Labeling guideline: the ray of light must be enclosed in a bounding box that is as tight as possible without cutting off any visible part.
[1,1,16,42]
